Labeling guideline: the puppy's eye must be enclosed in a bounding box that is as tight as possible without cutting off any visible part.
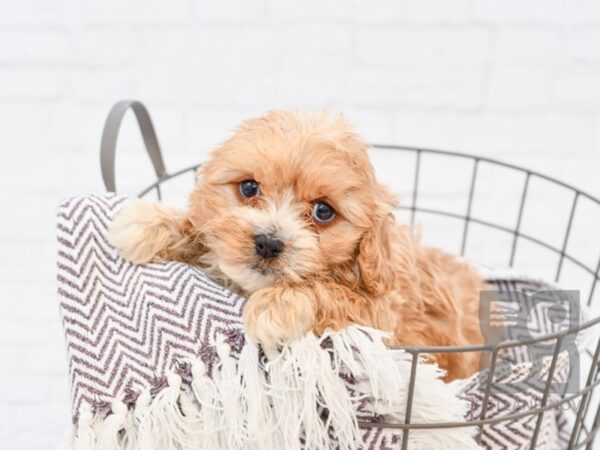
[312,201,335,224]
[239,180,260,198]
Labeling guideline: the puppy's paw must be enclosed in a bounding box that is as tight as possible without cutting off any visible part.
[107,200,186,265]
[243,285,316,350]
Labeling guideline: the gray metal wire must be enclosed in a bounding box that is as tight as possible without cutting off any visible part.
[101,101,600,449]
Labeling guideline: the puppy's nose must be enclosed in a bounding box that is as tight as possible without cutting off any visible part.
[254,234,284,259]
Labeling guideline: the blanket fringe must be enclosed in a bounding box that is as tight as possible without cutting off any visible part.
[62,326,480,450]
[189,358,224,447]
[96,400,128,449]
[74,403,97,450]
[215,341,246,449]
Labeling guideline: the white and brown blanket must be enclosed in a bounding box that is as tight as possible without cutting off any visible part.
[57,194,578,449]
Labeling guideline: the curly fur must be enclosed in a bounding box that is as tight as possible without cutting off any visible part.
[108,110,484,381]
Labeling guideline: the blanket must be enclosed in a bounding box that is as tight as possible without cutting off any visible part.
[57,194,579,449]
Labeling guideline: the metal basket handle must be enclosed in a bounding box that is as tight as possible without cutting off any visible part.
[100,100,167,192]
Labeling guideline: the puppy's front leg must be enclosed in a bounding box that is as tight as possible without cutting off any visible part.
[108,200,204,265]
[243,282,375,349]
[243,285,317,350]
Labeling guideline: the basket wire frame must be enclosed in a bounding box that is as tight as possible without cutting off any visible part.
[101,101,600,449]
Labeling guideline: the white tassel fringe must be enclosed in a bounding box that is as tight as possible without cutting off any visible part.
[62,326,480,450]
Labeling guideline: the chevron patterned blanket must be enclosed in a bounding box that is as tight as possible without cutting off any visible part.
[57,194,577,450]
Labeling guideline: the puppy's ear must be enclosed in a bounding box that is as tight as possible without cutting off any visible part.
[357,185,397,296]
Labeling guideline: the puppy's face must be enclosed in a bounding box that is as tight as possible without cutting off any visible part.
[189,111,394,294]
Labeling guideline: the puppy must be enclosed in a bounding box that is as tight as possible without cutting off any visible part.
[108,111,484,380]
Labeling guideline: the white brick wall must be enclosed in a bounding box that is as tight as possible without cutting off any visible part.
[1,1,600,448]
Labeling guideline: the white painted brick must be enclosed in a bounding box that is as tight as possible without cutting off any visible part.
[284,23,354,56]
[137,64,277,107]
[193,0,268,23]
[76,0,190,24]
[354,0,404,23]
[594,116,600,155]
[136,28,279,106]
[346,66,485,109]
[391,111,459,149]
[0,104,54,147]
[70,69,135,103]
[9,398,70,431]
[404,0,471,24]
[140,28,280,70]
[0,372,55,403]
[268,0,354,21]
[4,427,68,450]
[276,56,347,107]
[74,28,141,67]
[0,404,15,440]
[567,28,600,61]
[357,27,490,67]
[485,66,555,112]
[0,282,59,321]
[22,342,68,375]
[563,0,600,25]
[0,154,98,199]
[456,113,596,156]
[473,0,566,24]
[493,28,565,64]
[556,63,600,112]
[0,30,71,63]
[0,242,55,282]
[0,197,54,237]
[45,104,108,149]
[0,0,59,25]
[0,69,65,100]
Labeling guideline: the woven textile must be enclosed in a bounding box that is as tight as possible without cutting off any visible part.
[57,194,576,449]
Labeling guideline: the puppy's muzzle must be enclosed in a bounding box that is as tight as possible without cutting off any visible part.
[254,234,284,260]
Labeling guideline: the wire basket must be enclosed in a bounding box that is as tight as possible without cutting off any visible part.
[100,101,600,449]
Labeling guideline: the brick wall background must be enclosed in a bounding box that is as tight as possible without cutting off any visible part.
[1,1,600,448]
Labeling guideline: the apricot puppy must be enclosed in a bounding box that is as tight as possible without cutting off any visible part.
[108,111,483,380]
